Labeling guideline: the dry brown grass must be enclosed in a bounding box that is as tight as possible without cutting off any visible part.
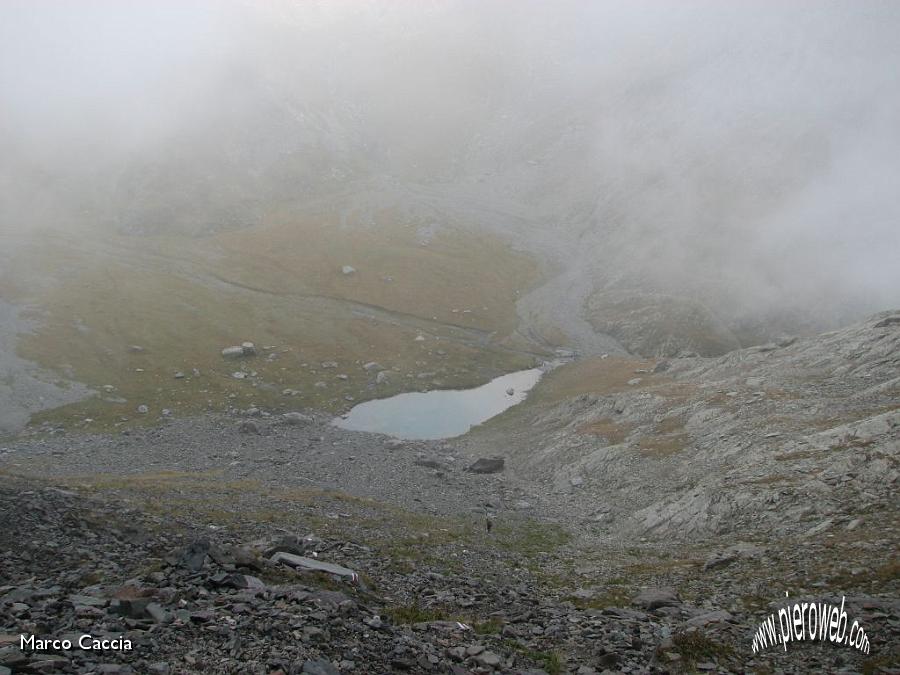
[3,218,540,430]
[656,416,685,434]
[529,357,663,403]
[637,432,689,458]
[577,417,632,443]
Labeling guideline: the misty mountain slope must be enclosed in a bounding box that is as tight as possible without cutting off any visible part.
[463,311,900,540]
[3,2,899,367]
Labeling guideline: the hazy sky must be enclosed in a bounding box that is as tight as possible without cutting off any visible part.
[1,1,898,325]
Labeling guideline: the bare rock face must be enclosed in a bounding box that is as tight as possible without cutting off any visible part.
[465,310,900,544]
[466,457,505,474]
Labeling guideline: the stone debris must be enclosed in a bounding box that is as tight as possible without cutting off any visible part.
[0,474,895,675]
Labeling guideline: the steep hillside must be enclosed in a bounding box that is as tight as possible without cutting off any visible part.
[464,311,900,541]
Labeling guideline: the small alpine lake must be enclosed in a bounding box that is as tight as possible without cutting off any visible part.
[333,367,545,440]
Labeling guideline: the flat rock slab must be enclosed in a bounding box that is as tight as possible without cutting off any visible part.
[683,609,734,627]
[466,457,505,474]
[270,552,358,580]
[633,587,681,610]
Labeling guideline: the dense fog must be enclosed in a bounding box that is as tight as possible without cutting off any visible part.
[2,0,898,329]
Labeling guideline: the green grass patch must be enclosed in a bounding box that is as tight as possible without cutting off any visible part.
[385,601,449,625]
[663,630,735,669]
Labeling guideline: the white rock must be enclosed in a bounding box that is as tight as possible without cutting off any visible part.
[282,412,312,426]
[270,552,357,580]
[341,265,356,275]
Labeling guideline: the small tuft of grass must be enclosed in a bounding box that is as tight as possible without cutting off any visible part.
[539,650,565,675]
[500,640,565,675]
[472,617,504,635]
[665,630,734,668]
[385,601,448,625]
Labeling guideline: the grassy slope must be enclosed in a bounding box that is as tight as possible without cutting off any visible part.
[0,214,543,431]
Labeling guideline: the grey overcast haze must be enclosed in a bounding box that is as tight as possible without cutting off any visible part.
[2,1,899,329]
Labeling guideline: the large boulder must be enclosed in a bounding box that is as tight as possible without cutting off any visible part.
[282,412,313,426]
[221,342,256,358]
[177,538,211,571]
[466,457,505,474]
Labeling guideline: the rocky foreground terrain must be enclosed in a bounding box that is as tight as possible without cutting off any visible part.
[0,312,898,674]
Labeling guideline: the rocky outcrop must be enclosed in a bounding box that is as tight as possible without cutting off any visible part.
[465,311,900,542]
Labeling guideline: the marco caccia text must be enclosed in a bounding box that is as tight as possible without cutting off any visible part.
[20,634,133,651]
